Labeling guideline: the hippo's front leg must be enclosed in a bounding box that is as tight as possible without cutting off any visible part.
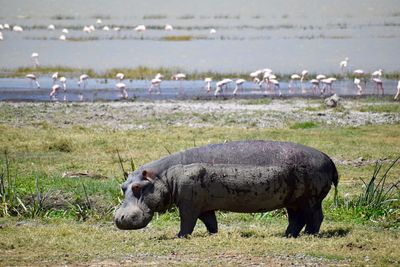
[178,204,200,238]
[199,210,218,234]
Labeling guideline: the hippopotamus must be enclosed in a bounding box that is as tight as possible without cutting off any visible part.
[114,140,338,238]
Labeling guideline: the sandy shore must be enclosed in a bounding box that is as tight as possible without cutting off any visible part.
[0,98,399,130]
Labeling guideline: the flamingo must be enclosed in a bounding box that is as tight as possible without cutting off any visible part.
[0,25,3,30]
[204,77,212,93]
[77,74,89,100]
[113,27,121,31]
[233,79,246,96]
[214,79,232,96]
[165,24,173,31]
[353,69,366,89]
[116,72,125,81]
[48,24,55,30]
[394,80,400,101]
[116,82,128,99]
[96,19,102,24]
[269,79,281,96]
[310,79,320,95]
[31,52,39,68]
[289,74,301,93]
[340,57,349,74]
[354,78,363,95]
[62,28,69,34]
[371,69,383,78]
[4,24,10,30]
[103,26,110,31]
[134,25,146,39]
[321,78,336,95]
[171,73,186,94]
[210,28,217,34]
[372,78,384,96]
[60,77,67,91]
[26,74,40,89]
[13,25,23,32]
[49,84,61,100]
[59,35,66,41]
[83,26,92,33]
[0,32,3,41]
[52,72,59,84]
[149,78,162,94]
[300,70,309,93]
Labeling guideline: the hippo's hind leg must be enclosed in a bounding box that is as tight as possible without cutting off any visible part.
[285,207,306,238]
[199,210,218,234]
[304,202,324,235]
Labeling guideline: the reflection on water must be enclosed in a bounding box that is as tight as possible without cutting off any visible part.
[0,0,399,74]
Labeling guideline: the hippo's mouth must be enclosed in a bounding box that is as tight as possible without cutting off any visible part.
[114,204,154,230]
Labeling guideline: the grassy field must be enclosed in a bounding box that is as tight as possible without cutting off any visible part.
[0,99,399,266]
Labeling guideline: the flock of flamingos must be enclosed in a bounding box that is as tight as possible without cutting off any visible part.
[1,20,400,101]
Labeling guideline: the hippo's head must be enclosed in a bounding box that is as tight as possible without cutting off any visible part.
[114,170,161,230]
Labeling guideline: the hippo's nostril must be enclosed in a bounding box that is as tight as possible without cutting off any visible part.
[121,215,125,220]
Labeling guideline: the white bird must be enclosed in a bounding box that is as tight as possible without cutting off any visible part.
[321,77,336,95]
[372,78,384,96]
[26,74,40,88]
[354,78,363,95]
[289,74,301,93]
[394,80,400,100]
[316,74,326,80]
[78,74,89,88]
[48,24,55,30]
[31,52,39,68]
[83,26,92,33]
[149,78,162,94]
[214,79,232,96]
[210,28,217,34]
[155,73,164,80]
[116,73,125,81]
[172,73,186,94]
[52,72,59,84]
[0,24,3,30]
[204,77,212,93]
[13,25,23,32]
[300,70,308,83]
[353,69,364,76]
[340,57,349,74]
[59,35,66,41]
[103,26,110,31]
[233,79,246,95]
[134,25,146,32]
[310,79,320,95]
[60,77,67,91]
[96,19,102,24]
[269,79,281,96]
[49,84,61,99]
[0,32,3,41]
[371,69,383,78]
[4,24,10,30]
[113,27,121,31]
[62,28,69,34]
[89,25,95,32]
[165,24,173,31]
[116,82,128,99]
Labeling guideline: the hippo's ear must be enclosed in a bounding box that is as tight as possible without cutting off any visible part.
[142,170,156,182]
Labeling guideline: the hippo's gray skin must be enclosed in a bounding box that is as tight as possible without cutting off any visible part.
[114,141,338,238]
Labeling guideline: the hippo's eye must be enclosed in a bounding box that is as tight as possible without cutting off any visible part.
[121,185,127,195]
[132,184,141,199]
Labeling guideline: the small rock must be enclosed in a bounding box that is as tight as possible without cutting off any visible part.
[324,94,341,108]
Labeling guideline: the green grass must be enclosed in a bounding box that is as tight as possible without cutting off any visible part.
[0,102,399,265]
[161,35,193,41]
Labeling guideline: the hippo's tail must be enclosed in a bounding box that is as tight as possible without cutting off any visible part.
[330,158,339,204]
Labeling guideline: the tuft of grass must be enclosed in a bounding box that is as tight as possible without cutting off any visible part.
[358,104,400,113]
[240,98,272,105]
[48,139,73,153]
[161,35,193,41]
[290,121,319,129]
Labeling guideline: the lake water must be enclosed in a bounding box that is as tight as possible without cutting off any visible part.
[0,0,400,75]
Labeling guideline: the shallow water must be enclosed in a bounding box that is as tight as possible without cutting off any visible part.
[0,77,397,101]
[0,0,400,74]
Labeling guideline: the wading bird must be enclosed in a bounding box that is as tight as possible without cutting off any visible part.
[204,77,212,93]
[116,73,125,81]
[340,57,349,74]
[31,52,39,68]
[52,72,59,84]
[394,80,400,100]
[59,35,66,41]
[233,79,246,96]
[354,78,363,95]
[171,73,186,94]
[372,78,384,95]
[49,84,61,100]
[60,77,67,91]
[289,74,301,93]
[26,74,40,89]
[48,24,55,30]
[310,79,320,95]
[149,78,162,94]
[116,82,128,99]
[13,25,23,32]
[165,24,173,31]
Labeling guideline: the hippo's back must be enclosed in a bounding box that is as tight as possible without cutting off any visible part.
[141,141,337,184]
